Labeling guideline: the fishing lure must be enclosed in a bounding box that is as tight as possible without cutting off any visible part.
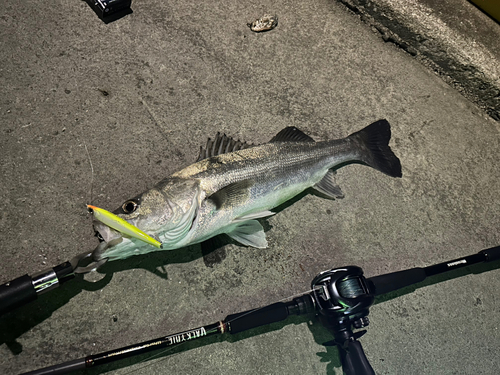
[87,205,162,249]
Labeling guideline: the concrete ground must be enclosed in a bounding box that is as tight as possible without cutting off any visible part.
[1,1,499,374]
[338,0,500,121]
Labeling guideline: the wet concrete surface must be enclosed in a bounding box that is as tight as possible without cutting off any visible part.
[1,1,499,374]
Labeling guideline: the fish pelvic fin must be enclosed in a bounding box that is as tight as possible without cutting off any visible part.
[349,119,402,178]
[226,220,268,248]
[233,210,275,222]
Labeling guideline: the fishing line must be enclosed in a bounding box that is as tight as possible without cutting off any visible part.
[117,287,320,375]
[83,141,95,206]
[67,57,95,208]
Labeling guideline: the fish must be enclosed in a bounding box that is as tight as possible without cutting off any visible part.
[91,119,402,262]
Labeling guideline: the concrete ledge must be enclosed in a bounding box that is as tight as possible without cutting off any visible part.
[337,0,500,121]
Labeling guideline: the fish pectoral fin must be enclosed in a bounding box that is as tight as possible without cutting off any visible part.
[269,126,315,143]
[227,220,268,248]
[233,210,275,222]
[207,179,254,210]
[312,169,345,200]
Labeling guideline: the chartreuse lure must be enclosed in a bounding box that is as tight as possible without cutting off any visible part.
[87,205,162,249]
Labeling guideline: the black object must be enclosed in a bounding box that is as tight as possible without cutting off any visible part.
[85,0,132,22]
[368,246,500,295]
[0,262,74,316]
[19,245,500,375]
[0,249,107,317]
[311,266,376,375]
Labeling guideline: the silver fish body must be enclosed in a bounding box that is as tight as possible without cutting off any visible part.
[92,120,402,261]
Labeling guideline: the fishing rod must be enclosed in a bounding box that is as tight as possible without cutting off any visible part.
[20,245,500,375]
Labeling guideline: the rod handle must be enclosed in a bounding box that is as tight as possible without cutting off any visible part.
[339,339,375,375]
[19,357,86,375]
[0,274,37,316]
[226,302,290,334]
[368,268,426,296]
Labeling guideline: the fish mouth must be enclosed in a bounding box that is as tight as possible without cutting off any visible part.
[93,220,122,244]
[91,221,124,261]
[88,204,162,249]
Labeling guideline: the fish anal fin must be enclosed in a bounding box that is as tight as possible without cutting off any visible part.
[312,169,344,200]
[226,220,268,248]
[269,126,315,143]
[207,180,254,209]
[196,133,254,162]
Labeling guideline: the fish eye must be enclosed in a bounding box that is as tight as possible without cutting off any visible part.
[122,200,138,214]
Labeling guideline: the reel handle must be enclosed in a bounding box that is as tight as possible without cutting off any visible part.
[339,338,375,375]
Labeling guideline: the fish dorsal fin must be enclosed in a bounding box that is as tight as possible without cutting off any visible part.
[269,126,315,143]
[196,132,254,162]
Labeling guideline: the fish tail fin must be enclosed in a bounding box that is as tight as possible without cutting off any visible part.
[349,119,402,178]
